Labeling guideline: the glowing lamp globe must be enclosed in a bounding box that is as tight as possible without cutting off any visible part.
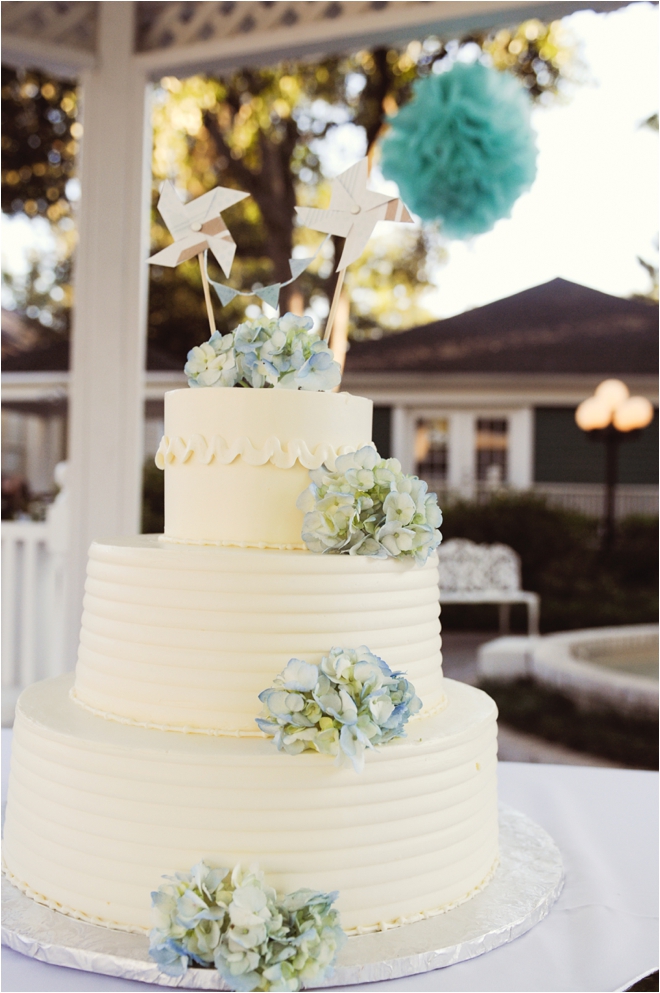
[575,396,612,431]
[612,396,654,432]
[594,379,629,415]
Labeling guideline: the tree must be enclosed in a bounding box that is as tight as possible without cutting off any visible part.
[149,19,576,358]
[1,66,78,339]
[2,19,578,360]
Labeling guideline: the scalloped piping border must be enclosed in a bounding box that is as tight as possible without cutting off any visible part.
[158,533,307,550]
[155,436,374,471]
[3,852,499,939]
[69,687,447,738]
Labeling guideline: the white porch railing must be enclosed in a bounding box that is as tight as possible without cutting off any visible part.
[425,480,658,518]
[1,464,69,725]
[532,483,658,518]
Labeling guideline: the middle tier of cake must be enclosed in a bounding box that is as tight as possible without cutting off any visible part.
[73,536,444,733]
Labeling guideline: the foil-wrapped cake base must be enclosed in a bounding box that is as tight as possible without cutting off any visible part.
[2,804,564,990]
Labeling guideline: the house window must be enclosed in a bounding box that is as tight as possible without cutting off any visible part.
[415,418,449,485]
[476,418,508,485]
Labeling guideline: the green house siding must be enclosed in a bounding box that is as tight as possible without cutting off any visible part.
[372,406,392,459]
[534,407,658,485]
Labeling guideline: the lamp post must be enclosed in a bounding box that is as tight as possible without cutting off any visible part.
[575,380,654,549]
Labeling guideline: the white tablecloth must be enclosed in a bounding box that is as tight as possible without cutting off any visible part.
[2,728,658,992]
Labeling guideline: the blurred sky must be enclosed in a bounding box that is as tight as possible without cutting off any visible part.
[421,1,659,317]
[2,1,658,321]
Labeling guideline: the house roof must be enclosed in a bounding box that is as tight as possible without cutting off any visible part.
[344,279,659,376]
[1,310,181,373]
[1,308,51,360]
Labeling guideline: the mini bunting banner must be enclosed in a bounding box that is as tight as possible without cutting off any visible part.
[206,235,330,312]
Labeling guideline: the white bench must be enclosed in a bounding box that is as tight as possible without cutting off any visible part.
[437,538,540,636]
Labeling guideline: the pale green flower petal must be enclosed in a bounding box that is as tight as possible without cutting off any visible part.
[258,648,421,774]
[299,448,441,563]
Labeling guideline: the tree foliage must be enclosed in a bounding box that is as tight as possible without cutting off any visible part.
[1,66,79,219]
[2,19,579,360]
[148,21,577,359]
[1,66,78,338]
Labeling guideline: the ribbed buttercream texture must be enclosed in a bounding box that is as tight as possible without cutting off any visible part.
[3,675,498,934]
[73,537,445,733]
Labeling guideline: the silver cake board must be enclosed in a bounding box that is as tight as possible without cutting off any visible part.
[2,804,564,990]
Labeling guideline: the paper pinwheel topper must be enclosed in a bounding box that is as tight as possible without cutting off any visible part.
[148,181,248,276]
[295,158,413,339]
[148,181,326,334]
[296,158,413,272]
[148,160,414,342]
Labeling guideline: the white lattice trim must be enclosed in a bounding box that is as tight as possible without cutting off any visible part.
[155,435,373,471]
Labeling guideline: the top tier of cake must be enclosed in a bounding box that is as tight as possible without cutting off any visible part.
[156,388,372,548]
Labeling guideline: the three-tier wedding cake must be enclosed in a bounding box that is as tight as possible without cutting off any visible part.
[4,376,498,937]
[3,165,499,989]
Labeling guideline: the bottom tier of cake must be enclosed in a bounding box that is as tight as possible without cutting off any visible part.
[3,674,498,935]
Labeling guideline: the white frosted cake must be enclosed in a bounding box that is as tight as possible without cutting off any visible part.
[4,384,498,938]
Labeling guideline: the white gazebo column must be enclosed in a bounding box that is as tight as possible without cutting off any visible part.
[449,412,476,499]
[391,405,415,474]
[66,2,152,663]
[508,407,534,490]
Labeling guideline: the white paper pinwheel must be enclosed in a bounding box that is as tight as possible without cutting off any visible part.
[295,158,413,271]
[148,181,249,277]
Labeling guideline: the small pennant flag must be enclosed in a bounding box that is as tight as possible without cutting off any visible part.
[210,280,241,307]
[289,257,314,280]
[255,283,282,309]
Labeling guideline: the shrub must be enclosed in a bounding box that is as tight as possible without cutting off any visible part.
[142,459,164,534]
[481,677,658,770]
[440,493,658,633]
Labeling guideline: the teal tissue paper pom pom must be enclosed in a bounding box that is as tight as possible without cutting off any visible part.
[380,62,537,238]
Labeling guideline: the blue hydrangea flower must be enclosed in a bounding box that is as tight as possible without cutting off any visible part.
[257,646,422,772]
[149,861,345,991]
[184,314,341,391]
[184,331,238,388]
[297,446,442,565]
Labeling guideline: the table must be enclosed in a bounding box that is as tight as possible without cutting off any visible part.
[2,728,658,992]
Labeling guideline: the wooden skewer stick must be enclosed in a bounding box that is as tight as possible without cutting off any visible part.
[324,267,346,343]
[198,251,216,336]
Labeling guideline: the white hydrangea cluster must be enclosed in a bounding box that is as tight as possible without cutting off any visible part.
[297,447,443,565]
[257,647,422,773]
[184,313,341,391]
[149,861,345,992]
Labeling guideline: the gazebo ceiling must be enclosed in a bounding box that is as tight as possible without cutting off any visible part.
[2,0,629,78]
[2,1,96,51]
